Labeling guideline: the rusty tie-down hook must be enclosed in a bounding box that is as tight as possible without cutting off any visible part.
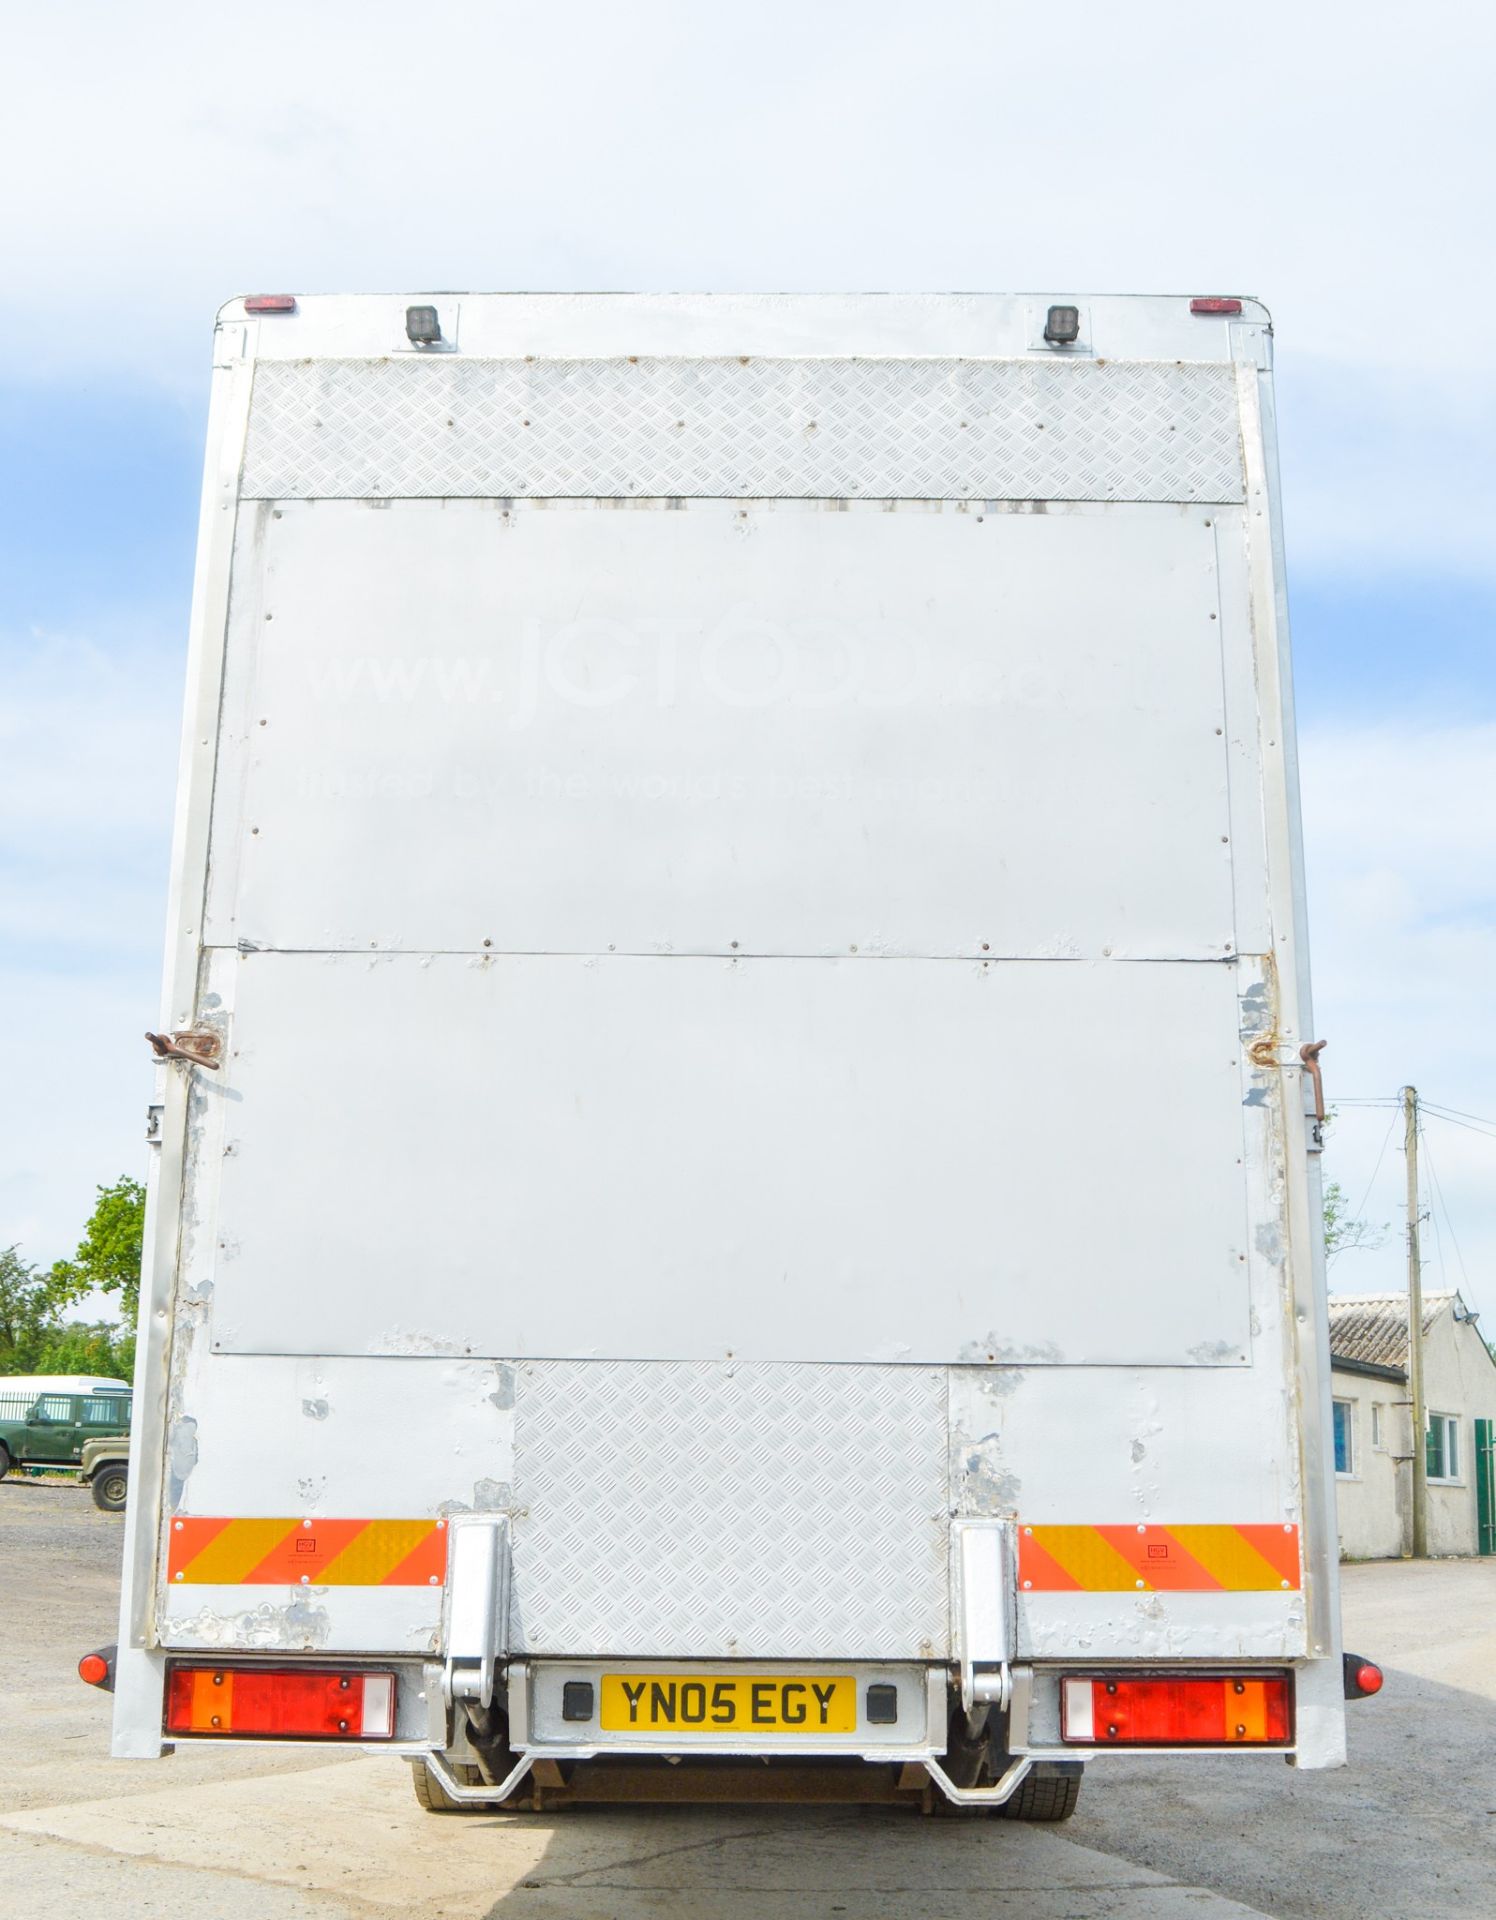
[145,1030,221,1071]
[1298,1040,1327,1124]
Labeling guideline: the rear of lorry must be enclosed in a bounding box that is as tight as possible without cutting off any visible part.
[107,292,1346,1811]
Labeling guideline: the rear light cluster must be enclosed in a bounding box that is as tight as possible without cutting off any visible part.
[1062,1673,1291,1746]
[165,1665,395,1740]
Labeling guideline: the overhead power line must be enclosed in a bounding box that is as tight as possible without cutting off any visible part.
[1421,1109,1496,1143]
[1331,1094,1496,1142]
[1421,1127,1472,1292]
[1346,1111,1399,1230]
[1419,1100,1496,1130]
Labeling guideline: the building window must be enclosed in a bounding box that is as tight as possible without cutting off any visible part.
[1333,1399,1355,1476]
[1371,1403,1385,1451]
[1427,1413,1461,1483]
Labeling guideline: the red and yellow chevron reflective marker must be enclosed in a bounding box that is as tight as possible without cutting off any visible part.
[167,1517,448,1587]
[1018,1524,1300,1593]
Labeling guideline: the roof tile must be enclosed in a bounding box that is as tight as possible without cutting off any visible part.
[1327,1291,1456,1371]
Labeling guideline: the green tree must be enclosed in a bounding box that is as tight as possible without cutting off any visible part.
[46,1176,146,1319]
[36,1319,135,1381]
[0,1225,137,1383]
[0,1245,54,1372]
[1320,1111,1388,1266]
[1322,1179,1388,1263]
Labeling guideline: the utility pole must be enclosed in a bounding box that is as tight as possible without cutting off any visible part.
[1403,1085,1428,1559]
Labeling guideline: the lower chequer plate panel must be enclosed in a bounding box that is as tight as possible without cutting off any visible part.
[508,1361,951,1660]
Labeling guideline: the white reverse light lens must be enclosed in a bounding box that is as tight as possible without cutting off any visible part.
[361,1673,396,1737]
[1061,1677,1094,1739]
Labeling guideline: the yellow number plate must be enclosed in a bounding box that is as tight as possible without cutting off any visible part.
[600,1673,856,1734]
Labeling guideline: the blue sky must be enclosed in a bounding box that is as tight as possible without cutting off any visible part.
[2,0,1494,1322]
[1292,578,1496,723]
[1,384,200,630]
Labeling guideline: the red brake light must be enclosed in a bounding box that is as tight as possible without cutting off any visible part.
[165,1666,395,1739]
[244,294,298,314]
[1061,1673,1291,1746]
[1190,297,1243,315]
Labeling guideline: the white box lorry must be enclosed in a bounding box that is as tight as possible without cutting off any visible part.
[102,292,1358,1814]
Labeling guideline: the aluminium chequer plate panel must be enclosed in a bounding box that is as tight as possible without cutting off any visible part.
[240,356,1246,504]
[508,1360,951,1659]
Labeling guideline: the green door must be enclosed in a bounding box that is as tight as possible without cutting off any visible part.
[25,1392,84,1464]
[1477,1418,1495,1557]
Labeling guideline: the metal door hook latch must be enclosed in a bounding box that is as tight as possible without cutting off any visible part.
[145,1030,221,1070]
[1298,1040,1327,1123]
[1245,1036,1329,1120]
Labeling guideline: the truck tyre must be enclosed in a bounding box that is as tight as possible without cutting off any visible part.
[91,1465,129,1512]
[0,1444,10,1481]
[998,1766,1082,1822]
[410,1759,487,1813]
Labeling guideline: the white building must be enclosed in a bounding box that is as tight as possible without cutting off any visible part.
[1327,1290,1496,1560]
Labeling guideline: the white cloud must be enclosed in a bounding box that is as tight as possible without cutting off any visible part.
[1,1,1491,375]
[1279,359,1496,584]
[0,964,159,1270]
[4,2,1492,585]
[1302,721,1496,1320]
[0,622,177,1264]
[0,624,178,953]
